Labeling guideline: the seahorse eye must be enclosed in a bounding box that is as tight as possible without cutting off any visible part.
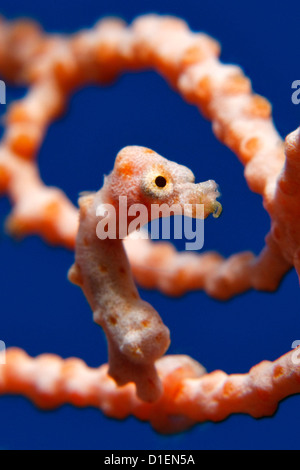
[155,176,167,188]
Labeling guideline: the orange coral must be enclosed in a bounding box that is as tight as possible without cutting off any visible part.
[0,14,300,433]
[1,348,300,434]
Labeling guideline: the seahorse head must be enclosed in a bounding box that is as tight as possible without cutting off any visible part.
[102,146,222,220]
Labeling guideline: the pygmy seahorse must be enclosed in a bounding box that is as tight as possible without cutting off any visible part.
[68,146,221,402]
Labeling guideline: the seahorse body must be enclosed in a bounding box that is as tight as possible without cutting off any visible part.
[68,146,221,402]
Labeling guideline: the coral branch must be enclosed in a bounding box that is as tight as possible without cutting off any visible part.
[125,232,291,300]
[270,127,300,279]
[1,347,299,434]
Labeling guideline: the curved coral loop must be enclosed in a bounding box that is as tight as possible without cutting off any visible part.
[0,14,294,296]
[0,14,299,430]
